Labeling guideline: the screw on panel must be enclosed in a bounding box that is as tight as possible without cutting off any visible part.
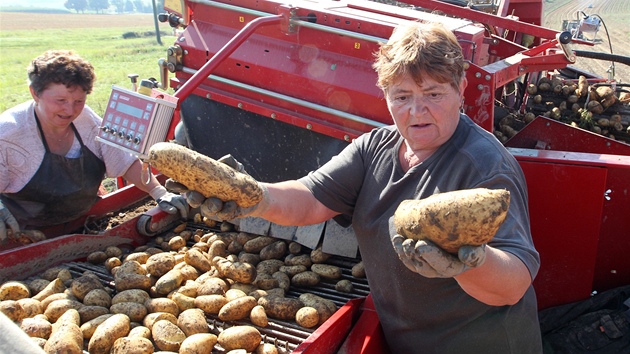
[477,84,483,90]
[344,135,350,141]
[306,124,313,130]
[206,94,211,99]
[485,75,491,81]
[271,113,277,119]
[238,103,243,109]
[475,72,482,78]
[178,37,185,42]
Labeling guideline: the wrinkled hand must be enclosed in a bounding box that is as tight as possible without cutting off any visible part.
[391,235,486,278]
[167,154,268,221]
[0,200,20,244]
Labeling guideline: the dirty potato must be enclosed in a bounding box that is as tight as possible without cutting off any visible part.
[394,188,510,253]
[87,313,131,354]
[217,325,262,352]
[180,333,218,354]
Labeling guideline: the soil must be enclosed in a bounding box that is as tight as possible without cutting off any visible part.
[542,0,630,83]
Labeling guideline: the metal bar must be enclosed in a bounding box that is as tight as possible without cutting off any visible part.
[181,67,387,129]
[174,14,283,100]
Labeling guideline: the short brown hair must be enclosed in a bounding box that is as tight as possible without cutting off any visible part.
[28,50,95,95]
[373,21,465,92]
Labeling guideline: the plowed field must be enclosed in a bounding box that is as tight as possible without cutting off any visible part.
[543,0,630,82]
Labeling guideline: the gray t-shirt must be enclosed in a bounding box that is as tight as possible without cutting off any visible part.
[299,114,542,353]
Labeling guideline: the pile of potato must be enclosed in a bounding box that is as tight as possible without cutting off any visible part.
[495,75,630,144]
[0,224,366,354]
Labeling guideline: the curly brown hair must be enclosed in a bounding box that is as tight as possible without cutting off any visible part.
[27,50,95,96]
[373,21,465,92]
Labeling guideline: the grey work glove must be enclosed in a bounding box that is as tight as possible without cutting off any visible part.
[149,185,189,219]
[168,154,268,221]
[391,234,487,278]
[0,200,19,244]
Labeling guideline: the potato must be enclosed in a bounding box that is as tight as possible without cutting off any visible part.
[214,256,257,284]
[32,278,66,301]
[256,259,284,275]
[180,333,218,354]
[394,188,510,253]
[83,288,112,307]
[105,246,123,258]
[44,321,83,354]
[291,271,320,287]
[194,294,228,315]
[184,248,213,273]
[146,252,176,277]
[299,293,337,325]
[177,280,200,297]
[40,267,67,281]
[351,261,366,278]
[217,325,262,352]
[125,252,151,264]
[225,288,248,302]
[171,292,196,312]
[256,343,279,354]
[143,312,178,330]
[110,302,147,322]
[17,297,43,317]
[112,289,151,305]
[114,260,151,291]
[146,142,263,208]
[110,336,155,354]
[295,306,319,328]
[87,251,108,264]
[311,264,342,280]
[0,281,30,300]
[208,239,229,259]
[250,305,268,327]
[88,313,130,354]
[284,254,312,268]
[80,314,114,339]
[219,296,258,321]
[259,240,287,260]
[44,299,83,322]
[258,296,303,320]
[105,257,122,273]
[155,268,184,295]
[152,319,187,352]
[20,317,52,339]
[238,252,261,266]
[178,308,209,336]
[78,305,110,323]
[310,246,331,264]
[197,277,229,296]
[272,271,290,292]
[145,297,180,317]
[335,279,354,293]
[128,325,151,339]
[253,273,279,290]
[28,278,50,295]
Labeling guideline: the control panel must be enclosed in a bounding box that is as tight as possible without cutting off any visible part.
[96,85,178,158]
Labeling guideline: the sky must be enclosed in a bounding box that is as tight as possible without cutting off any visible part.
[1,1,68,9]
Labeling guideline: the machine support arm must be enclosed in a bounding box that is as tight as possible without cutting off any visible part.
[173,14,283,101]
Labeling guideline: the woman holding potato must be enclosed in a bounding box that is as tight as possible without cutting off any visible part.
[0,50,188,244]
[176,21,541,353]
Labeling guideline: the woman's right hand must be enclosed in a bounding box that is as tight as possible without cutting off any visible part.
[0,200,19,243]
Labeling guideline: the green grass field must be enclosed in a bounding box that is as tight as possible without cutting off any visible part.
[0,15,175,117]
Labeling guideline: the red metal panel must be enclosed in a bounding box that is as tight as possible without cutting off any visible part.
[294,297,363,354]
[513,148,614,310]
[336,294,391,354]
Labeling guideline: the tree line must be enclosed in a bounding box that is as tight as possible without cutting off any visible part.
[63,0,166,14]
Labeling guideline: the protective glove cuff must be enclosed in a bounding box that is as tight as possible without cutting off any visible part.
[148,185,168,201]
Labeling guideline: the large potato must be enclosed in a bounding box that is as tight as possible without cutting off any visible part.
[71,274,104,301]
[143,312,178,330]
[145,297,180,317]
[218,296,258,321]
[393,188,510,253]
[44,299,84,323]
[258,296,303,321]
[146,142,263,208]
[217,325,262,352]
[110,302,148,322]
[112,289,150,305]
[298,293,337,325]
[20,317,52,339]
[152,319,187,352]
[114,261,151,291]
[80,313,114,339]
[110,336,155,354]
[194,294,227,315]
[88,313,130,354]
[0,281,30,300]
[178,308,209,336]
[83,288,112,307]
[155,268,184,295]
[44,322,83,354]
[32,278,66,301]
[146,252,176,277]
[180,333,218,354]
[250,305,268,327]
[310,264,341,280]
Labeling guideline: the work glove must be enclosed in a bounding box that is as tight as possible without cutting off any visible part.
[167,154,269,221]
[0,200,20,244]
[149,185,189,219]
[391,234,487,278]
